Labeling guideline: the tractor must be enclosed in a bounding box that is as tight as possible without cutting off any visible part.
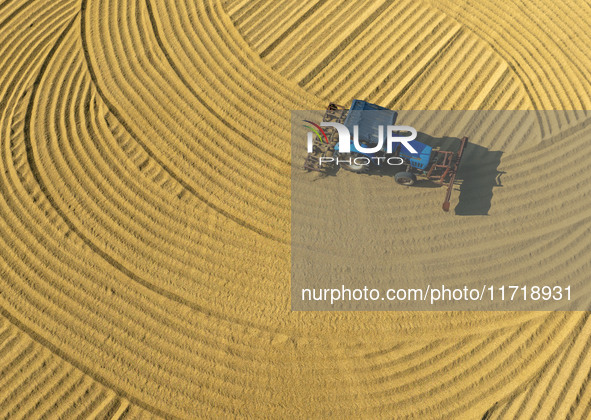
[303,100,468,211]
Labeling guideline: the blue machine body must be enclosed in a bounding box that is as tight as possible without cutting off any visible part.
[399,141,432,171]
[335,100,432,170]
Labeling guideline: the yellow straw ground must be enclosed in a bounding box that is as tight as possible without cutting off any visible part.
[0,0,590,418]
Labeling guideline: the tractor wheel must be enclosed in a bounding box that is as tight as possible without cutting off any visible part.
[337,152,370,173]
[395,171,416,186]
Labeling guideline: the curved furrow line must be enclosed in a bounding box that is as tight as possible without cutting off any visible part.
[3,0,591,418]
[88,97,285,261]
[47,77,293,335]
[0,352,58,415]
[0,3,78,95]
[250,0,314,53]
[261,1,368,72]
[0,12,306,416]
[128,1,292,203]
[140,0,301,160]
[357,314,563,406]
[80,0,291,244]
[0,268,230,418]
[292,235,588,412]
[527,3,591,111]
[354,337,462,372]
[6,65,316,388]
[141,0,310,167]
[22,369,86,419]
[6,133,342,416]
[226,0,533,113]
[537,316,591,418]
[86,101,293,307]
[11,80,293,375]
[9,363,74,418]
[429,1,561,113]
[442,313,587,418]
[19,16,294,339]
[486,314,591,420]
[392,313,578,418]
[118,1,290,223]
[147,0,315,181]
[0,3,154,418]
[520,0,591,110]
[178,0,323,113]
[358,337,507,401]
[357,325,515,383]
[206,0,325,109]
[81,97,284,296]
[271,315,566,418]
[48,51,250,344]
[337,326,531,390]
[77,8,296,316]
[316,8,428,101]
[21,107,298,416]
[144,0,313,138]
[425,0,591,131]
[134,2,292,170]
[44,65,253,307]
[280,318,548,414]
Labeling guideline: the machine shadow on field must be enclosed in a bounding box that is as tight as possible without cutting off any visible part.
[417,134,504,215]
[356,133,504,215]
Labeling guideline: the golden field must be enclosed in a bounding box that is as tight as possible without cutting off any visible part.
[1,0,591,418]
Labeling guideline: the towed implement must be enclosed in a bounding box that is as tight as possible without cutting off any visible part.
[303,100,468,211]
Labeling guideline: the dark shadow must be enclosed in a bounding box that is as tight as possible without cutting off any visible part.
[307,132,504,214]
[349,133,504,214]
[416,133,504,215]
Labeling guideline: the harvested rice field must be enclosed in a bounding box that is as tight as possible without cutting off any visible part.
[1,0,591,418]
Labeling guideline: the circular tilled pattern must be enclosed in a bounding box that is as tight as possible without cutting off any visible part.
[0,0,591,418]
